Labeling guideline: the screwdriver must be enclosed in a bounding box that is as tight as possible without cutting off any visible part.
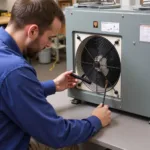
[102,80,108,107]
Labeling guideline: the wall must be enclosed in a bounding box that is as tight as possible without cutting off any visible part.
[0,0,145,12]
[0,0,15,12]
[0,0,6,10]
[5,0,15,12]
[0,0,59,12]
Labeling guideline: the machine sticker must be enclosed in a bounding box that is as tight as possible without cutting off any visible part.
[93,21,98,28]
[101,22,120,33]
[140,25,150,42]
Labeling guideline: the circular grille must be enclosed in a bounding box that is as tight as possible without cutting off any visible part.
[76,35,121,93]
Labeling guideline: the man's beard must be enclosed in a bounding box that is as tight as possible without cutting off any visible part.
[23,48,39,59]
[23,38,42,59]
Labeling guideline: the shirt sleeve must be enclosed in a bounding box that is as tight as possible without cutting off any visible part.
[40,80,56,97]
[1,67,102,148]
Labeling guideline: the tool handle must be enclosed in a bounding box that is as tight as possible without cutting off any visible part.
[102,80,108,106]
[70,73,91,84]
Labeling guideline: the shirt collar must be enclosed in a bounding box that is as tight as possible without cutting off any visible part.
[0,27,22,56]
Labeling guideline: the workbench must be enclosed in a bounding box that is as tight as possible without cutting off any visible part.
[47,91,150,150]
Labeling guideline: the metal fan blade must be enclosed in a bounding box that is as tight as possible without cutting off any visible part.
[100,39,120,62]
[77,35,95,61]
[81,61,93,65]
[84,46,94,60]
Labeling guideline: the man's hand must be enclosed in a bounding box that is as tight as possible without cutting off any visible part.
[92,104,111,127]
[53,70,78,92]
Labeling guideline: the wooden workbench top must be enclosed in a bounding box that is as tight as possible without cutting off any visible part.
[0,16,10,25]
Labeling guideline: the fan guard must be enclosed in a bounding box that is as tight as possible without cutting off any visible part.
[76,35,121,93]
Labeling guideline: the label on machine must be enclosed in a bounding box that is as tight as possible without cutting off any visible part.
[101,22,120,33]
[140,25,150,43]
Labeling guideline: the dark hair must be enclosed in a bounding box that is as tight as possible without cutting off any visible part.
[9,0,65,33]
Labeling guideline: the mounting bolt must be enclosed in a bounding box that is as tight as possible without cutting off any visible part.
[115,40,120,45]
[77,35,81,41]
[77,83,82,87]
[114,91,118,95]
[122,15,124,18]
[133,41,136,45]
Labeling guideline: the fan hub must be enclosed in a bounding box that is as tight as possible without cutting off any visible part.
[94,56,109,76]
[94,61,100,68]
[94,55,102,72]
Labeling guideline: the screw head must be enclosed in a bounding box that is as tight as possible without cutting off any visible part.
[133,41,136,45]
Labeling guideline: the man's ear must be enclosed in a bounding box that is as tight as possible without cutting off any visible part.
[27,25,39,40]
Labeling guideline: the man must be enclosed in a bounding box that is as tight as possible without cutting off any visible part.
[0,0,111,149]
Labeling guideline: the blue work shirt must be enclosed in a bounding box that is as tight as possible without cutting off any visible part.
[0,27,102,150]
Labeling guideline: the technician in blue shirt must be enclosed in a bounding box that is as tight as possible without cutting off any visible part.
[0,0,111,149]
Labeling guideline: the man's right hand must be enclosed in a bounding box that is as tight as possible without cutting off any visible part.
[92,104,111,127]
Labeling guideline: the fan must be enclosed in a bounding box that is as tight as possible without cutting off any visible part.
[75,35,121,103]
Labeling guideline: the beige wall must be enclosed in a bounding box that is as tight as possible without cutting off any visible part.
[0,0,6,10]
[0,0,15,12]
[0,0,143,12]
[5,0,16,11]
